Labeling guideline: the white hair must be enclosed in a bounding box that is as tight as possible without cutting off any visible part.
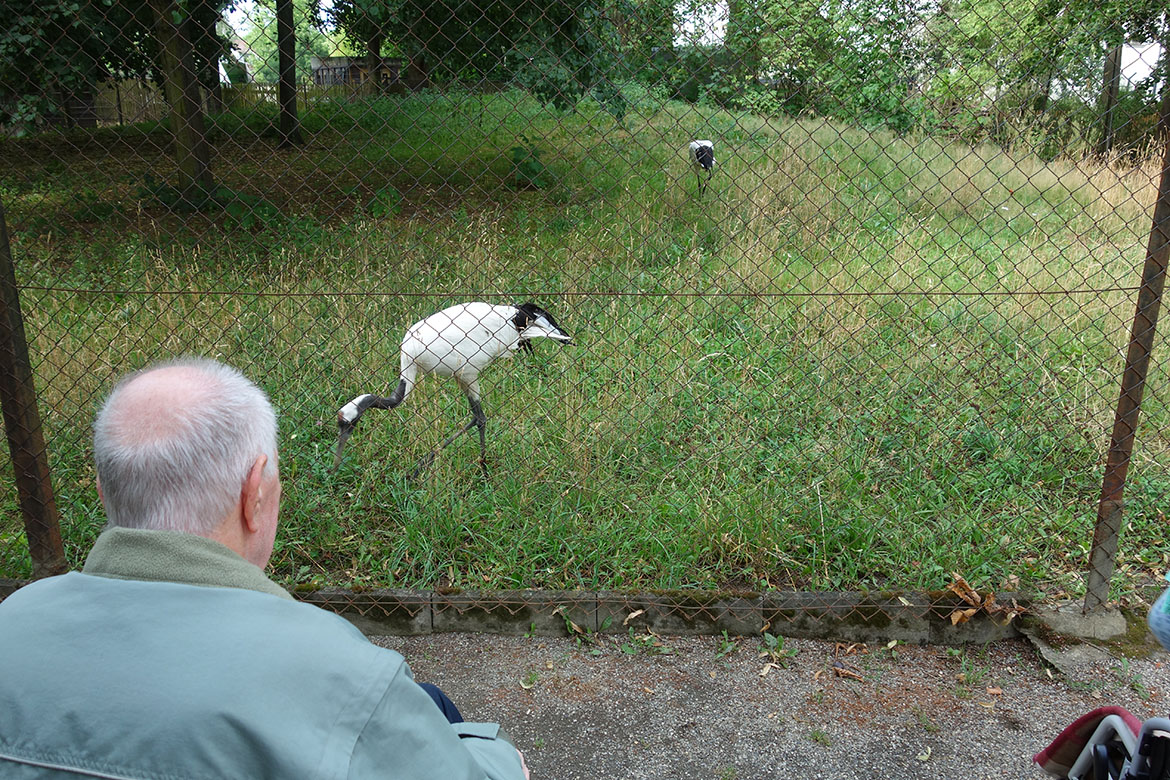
[93,358,278,535]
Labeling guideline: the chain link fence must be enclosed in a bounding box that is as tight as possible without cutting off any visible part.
[1,0,1168,631]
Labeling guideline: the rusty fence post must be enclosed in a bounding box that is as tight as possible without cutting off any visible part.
[1083,112,1170,614]
[0,196,66,578]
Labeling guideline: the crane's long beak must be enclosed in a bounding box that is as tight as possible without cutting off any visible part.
[332,422,355,473]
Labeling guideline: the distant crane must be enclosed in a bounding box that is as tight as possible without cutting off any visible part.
[689,140,715,194]
[332,301,573,478]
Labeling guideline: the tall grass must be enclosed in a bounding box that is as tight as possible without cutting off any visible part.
[0,90,1166,599]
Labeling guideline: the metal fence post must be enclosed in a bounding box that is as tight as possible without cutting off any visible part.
[1083,104,1170,614]
[0,196,66,578]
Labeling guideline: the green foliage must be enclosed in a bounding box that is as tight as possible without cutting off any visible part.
[0,0,230,126]
[317,0,617,110]
[759,632,798,664]
[363,184,403,217]
[239,0,341,84]
[510,137,550,190]
[136,174,281,227]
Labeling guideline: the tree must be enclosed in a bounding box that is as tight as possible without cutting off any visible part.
[276,0,303,146]
[0,0,154,126]
[318,0,617,108]
[311,0,396,92]
[239,0,337,83]
[149,0,214,197]
[0,0,231,127]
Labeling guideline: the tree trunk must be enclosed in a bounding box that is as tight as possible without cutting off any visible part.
[366,33,385,95]
[1097,38,1123,157]
[1158,15,1170,147]
[276,0,303,147]
[148,0,214,202]
[195,3,225,115]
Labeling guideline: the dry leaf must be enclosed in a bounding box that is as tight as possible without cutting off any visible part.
[831,661,864,681]
[623,609,645,626]
[897,596,913,607]
[986,687,1003,695]
[709,669,717,679]
[947,572,983,607]
[950,608,977,625]
[916,747,932,762]
[759,663,780,677]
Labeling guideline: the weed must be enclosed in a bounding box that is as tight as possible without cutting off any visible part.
[715,630,738,661]
[949,647,991,699]
[810,729,831,747]
[1111,658,1152,701]
[364,184,403,218]
[511,136,550,189]
[556,607,607,654]
[759,632,799,665]
[620,627,673,656]
[912,706,940,734]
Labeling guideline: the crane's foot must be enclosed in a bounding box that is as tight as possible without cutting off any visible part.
[406,451,438,483]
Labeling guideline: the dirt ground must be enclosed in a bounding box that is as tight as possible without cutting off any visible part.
[373,628,1170,780]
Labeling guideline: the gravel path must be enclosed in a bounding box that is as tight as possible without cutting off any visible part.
[373,631,1169,779]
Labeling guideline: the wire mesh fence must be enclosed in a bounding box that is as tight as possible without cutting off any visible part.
[1,0,1168,628]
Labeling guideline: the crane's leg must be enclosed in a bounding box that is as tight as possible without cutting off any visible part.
[407,418,476,481]
[406,378,487,481]
[469,397,487,478]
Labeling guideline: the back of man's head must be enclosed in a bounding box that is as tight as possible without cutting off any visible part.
[93,358,277,535]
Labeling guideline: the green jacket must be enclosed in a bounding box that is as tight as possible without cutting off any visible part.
[0,527,526,779]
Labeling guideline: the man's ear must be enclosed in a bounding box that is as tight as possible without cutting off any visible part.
[241,454,268,533]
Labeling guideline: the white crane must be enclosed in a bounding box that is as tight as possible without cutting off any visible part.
[332,301,573,478]
[689,140,715,194]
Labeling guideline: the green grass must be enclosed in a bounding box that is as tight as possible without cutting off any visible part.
[1,88,1167,601]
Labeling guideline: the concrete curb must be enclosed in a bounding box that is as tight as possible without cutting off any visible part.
[291,586,1024,644]
[0,578,1023,644]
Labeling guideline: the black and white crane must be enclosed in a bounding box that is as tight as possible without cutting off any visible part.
[332,301,573,478]
[689,140,715,194]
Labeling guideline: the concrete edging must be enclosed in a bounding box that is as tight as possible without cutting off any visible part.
[293,586,1023,644]
[0,578,1022,643]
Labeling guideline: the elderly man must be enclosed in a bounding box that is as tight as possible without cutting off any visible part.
[0,358,528,779]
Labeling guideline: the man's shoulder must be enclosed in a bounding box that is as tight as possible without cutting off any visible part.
[2,572,403,669]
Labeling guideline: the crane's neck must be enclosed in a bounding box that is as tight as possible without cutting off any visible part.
[341,379,408,424]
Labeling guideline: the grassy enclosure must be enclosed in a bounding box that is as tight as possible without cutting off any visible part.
[1,89,1167,599]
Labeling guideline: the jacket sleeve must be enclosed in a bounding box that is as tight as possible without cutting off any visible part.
[347,661,527,780]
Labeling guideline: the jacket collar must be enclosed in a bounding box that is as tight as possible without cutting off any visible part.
[82,526,293,600]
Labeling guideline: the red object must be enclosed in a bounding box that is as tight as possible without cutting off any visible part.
[1034,706,1142,778]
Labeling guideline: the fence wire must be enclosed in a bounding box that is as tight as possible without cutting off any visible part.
[1,0,1169,629]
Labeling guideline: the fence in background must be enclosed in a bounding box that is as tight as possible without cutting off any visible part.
[1,0,1169,631]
